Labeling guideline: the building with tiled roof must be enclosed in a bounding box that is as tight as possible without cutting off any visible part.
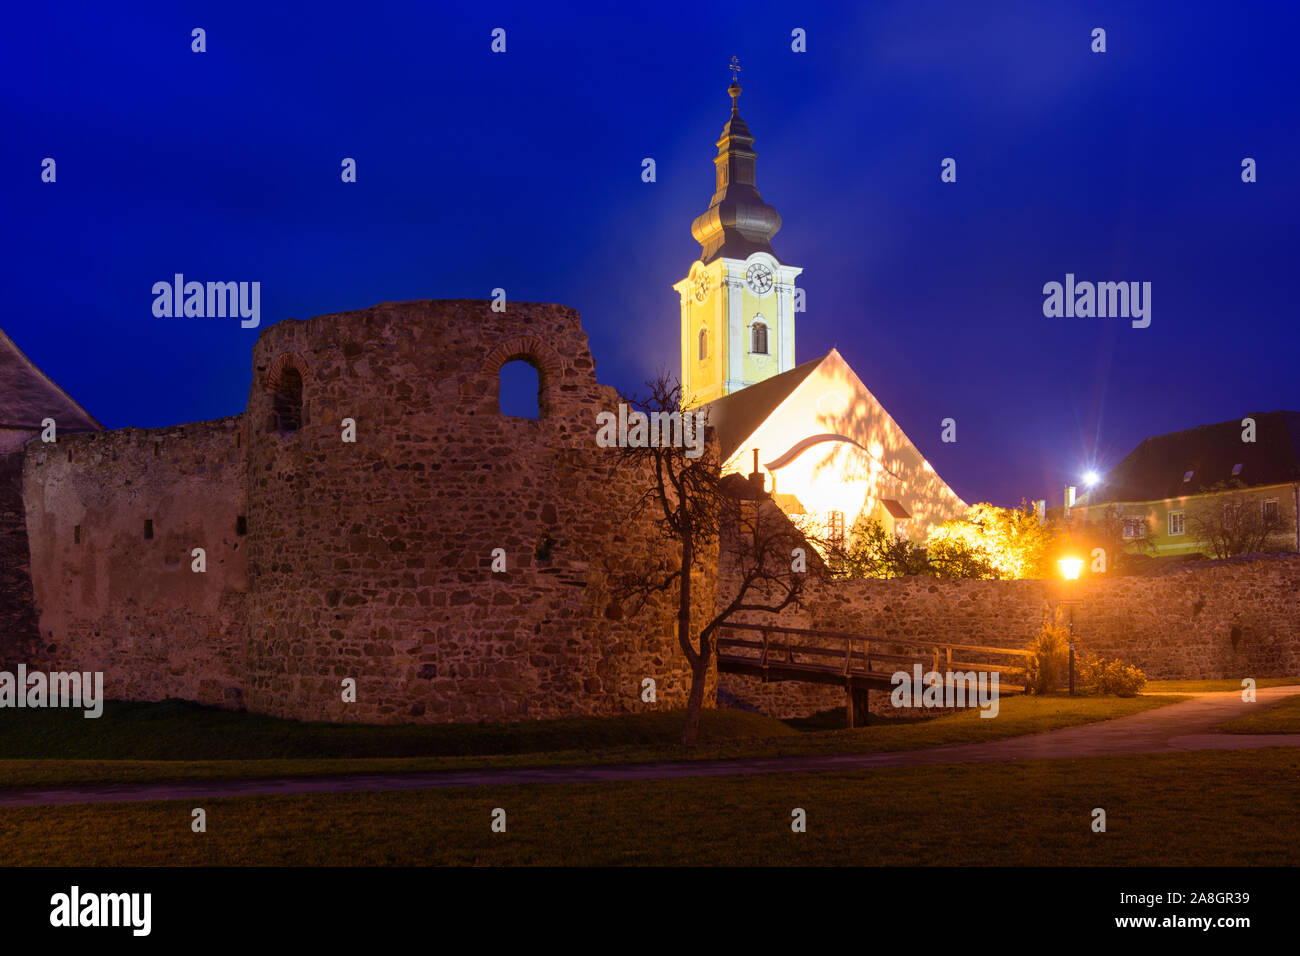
[1069,412,1300,557]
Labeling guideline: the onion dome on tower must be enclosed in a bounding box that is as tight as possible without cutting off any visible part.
[689,77,785,264]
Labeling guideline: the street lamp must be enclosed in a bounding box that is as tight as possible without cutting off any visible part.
[1057,557,1083,695]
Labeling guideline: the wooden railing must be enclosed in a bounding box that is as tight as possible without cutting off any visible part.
[715,622,1034,726]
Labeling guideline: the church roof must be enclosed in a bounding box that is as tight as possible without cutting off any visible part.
[1085,411,1300,503]
[700,352,829,460]
[689,81,785,265]
[0,327,101,432]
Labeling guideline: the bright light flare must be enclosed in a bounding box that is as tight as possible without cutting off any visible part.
[1058,557,1083,580]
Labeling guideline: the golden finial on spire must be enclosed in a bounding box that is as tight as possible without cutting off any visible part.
[727,55,742,109]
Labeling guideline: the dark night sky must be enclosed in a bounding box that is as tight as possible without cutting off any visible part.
[4,0,1297,507]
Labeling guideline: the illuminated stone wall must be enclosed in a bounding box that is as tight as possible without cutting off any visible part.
[21,418,249,704]
[242,299,714,723]
[18,299,714,723]
[0,447,43,668]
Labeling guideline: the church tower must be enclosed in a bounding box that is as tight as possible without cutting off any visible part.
[675,67,802,409]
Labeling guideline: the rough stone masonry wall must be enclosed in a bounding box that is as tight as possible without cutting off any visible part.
[243,299,714,724]
[719,554,1300,718]
[21,418,248,705]
[0,439,43,668]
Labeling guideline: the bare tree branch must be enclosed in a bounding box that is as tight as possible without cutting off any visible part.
[608,372,823,744]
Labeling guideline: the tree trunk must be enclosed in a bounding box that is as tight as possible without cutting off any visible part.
[681,656,709,746]
[678,529,701,746]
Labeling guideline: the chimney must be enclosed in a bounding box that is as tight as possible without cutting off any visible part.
[1034,499,1046,524]
[1064,485,1076,519]
[748,448,765,493]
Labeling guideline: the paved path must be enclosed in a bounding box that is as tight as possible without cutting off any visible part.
[2,687,1297,808]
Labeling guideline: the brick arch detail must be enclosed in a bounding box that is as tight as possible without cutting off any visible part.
[263,351,311,391]
[483,336,568,417]
[482,336,566,382]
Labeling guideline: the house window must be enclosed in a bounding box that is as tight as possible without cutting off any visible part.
[1182,470,1194,483]
[1121,517,1145,540]
[827,510,845,546]
[1263,499,1280,524]
[1168,511,1185,536]
[698,328,708,361]
[1231,463,1244,477]
[751,321,768,355]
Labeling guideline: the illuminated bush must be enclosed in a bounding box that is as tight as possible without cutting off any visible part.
[925,502,1059,580]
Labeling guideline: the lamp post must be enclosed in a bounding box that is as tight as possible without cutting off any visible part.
[1058,557,1083,695]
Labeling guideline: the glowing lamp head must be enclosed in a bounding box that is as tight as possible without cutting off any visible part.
[1058,557,1083,581]
[1083,471,1099,487]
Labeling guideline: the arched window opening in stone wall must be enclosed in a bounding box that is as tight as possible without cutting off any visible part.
[751,320,768,355]
[699,327,708,361]
[498,358,541,419]
[482,335,563,419]
[271,367,303,432]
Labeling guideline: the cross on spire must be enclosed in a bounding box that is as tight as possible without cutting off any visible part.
[728,55,742,82]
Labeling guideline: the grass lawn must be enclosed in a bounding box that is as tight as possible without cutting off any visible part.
[1144,677,1299,693]
[0,699,797,760]
[0,695,1179,790]
[2,748,1294,866]
[1218,694,1300,734]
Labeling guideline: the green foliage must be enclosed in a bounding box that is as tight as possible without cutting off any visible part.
[1023,610,1071,694]
[925,536,1002,579]
[926,501,1060,579]
[826,516,1000,580]
[826,518,927,579]
[825,502,1061,582]
[1077,656,1148,697]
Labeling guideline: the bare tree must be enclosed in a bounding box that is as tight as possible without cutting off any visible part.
[1188,481,1286,559]
[612,373,817,745]
[1079,504,1157,573]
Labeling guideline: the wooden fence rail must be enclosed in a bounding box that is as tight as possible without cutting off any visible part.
[715,621,1034,728]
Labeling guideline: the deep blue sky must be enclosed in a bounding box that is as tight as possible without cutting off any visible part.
[5,0,1297,507]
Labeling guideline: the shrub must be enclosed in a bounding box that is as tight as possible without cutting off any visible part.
[925,501,1060,579]
[1023,610,1071,694]
[825,518,925,579]
[1077,655,1147,697]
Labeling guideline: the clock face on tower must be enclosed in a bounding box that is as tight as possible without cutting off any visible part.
[744,262,774,295]
[693,271,710,302]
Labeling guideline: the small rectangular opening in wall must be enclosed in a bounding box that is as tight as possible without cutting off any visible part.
[144,519,154,540]
[74,524,81,544]
[236,515,247,536]
[154,442,160,457]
